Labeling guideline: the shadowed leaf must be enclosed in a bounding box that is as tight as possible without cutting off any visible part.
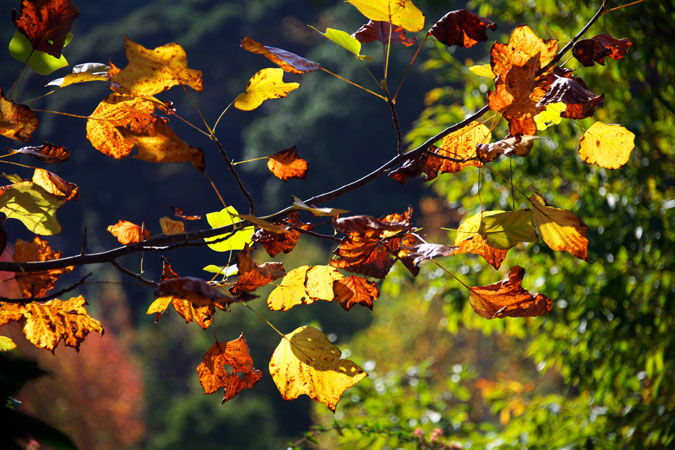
[10,142,69,164]
[0,87,39,142]
[253,212,313,257]
[479,210,537,250]
[429,9,496,48]
[352,20,417,47]
[573,34,631,67]
[0,180,65,235]
[13,237,73,299]
[537,75,603,120]
[159,216,185,235]
[12,0,78,58]
[240,36,319,74]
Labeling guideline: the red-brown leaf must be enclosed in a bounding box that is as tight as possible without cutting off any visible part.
[429,9,496,49]
[331,235,395,279]
[252,211,312,257]
[333,275,380,311]
[241,36,320,74]
[13,237,73,299]
[170,205,202,221]
[469,266,552,319]
[537,75,603,120]
[12,0,79,58]
[10,142,70,163]
[0,86,39,142]
[352,20,417,47]
[231,245,285,295]
[267,146,308,181]
[573,34,632,67]
[397,233,457,266]
[197,333,263,404]
[155,277,234,307]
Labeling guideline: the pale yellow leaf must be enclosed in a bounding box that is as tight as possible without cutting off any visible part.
[578,121,635,169]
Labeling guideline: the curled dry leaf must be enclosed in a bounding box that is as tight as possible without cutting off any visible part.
[231,245,285,295]
[429,9,496,49]
[476,136,539,162]
[170,205,202,221]
[333,275,380,311]
[269,326,367,411]
[32,168,79,201]
[0,296,103,352]
[46,62,110,88]
[12,0,79,58]
[346,0,425,32]
[453,211,508,269]
[197,333,263,404]
[267,265,343,311]
[352,20,417,47]
[577,121,635,169]
[537,75,603,120]
[13,236,74,299]
[10,142,70,163]
[291,196,348,217]
[0,86,39,142]
[234,68,300,111]
[112,37,203,96]
[397,233,457,266]
[469,266,552,319]
[573,34,632,67]
[159,216,185,235]
[240,36,319,74]
[267,146,308,181]
[107,220,150,245]
[155,277,235,308]
[530,189,589,261]
[252,211,313,257]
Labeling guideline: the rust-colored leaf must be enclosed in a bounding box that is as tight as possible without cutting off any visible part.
[352,20,417,47]
[333,275,379,311]
[32,168,78,201]
[0,86,39,142]
[107,220,150,245]
[112,37,203,96]
[252,212,313,257]
[267,146,308,181]
[537,75,603,120]
[240,36,319,74]
[197,333,262,404]
[13,237,73,299]
[155,277,235,308]
[231,245,285,295]
[490,25,558,80]
[10,142,70,163]
[12,0,79,58]
[429,9,496,49]
[469,266,552,319]
[434,121,491,174]
[331,235,395,279]
[573,34,632,67]
[476,136,539,162]
[452,211,508,269]
[159,216,185,235]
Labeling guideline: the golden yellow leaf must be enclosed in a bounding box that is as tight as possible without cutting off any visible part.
[346,0,425,32]
[267,265,343,311]
[159,216,185,235]
[269,326,367,411]
[0,303,26,326]
[234,68,300,111]
[453,210,508,269]
[577,121,635,169]
[436,121,491,174]
[490,25,558,79]
[530,189,589,261]
[13,237,74,299]
[305,266,344,301]
[112,37,203,96]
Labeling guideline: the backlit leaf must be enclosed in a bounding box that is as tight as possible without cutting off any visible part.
[333,275,380,311]
[331,234,395,278]
[308,26,372,61]
[305,265,344,301]
[252,211,313,257]
[429,10,496,49]
[453,210,508,269]
[13,237,73,299]
[12,0,79,58]
[352,20,417,47]
[204,206,255,252]
[469,266,552,319]
[240,36,319,74]
[534,102,565,130]
[46,62,109,88]
[231,245,285,295]
[577,121,635,169]
[267,265,343,311]
[112,37,203,96]
[197,333,262,404]
[0,335,17,351]
[291,196,348,217]
[8,30,71,75]
[159,216,185,235]
[234,68,299,111]
[0,86,39,142]
[107,220,150,245]
[32,168,78,201]
[397,233,457,266]
[468,64,495,78]
[476,136,539,162]
[537,75,603,120]
[346,0,425,32]
[10,142,70,164]
[479,210,537,250]
[0,180,65,235]
[434,121,491,174]
[573,34,632,67]
[202,264,238,277]
[267,146,308,181]
[490,25,557,79]
[269,325,367,411]
[530,189,589,260]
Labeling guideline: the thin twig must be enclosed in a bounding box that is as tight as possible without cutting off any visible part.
[0,273,93,304]
[212,138,256,214]
[393,33,428,103]
[110,260,157,287]
[281,220,341,243]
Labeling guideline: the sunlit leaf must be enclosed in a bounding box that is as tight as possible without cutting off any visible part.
[429,10,496,48]
[530,189,589,261]
[8,30,71,75]
[269,325,367,411]
[453,210,508,269]
[308,26,372,61]
[573,34,632,67]
[333,275,380,311]
[346,0,425,32]
[352,20,417,47]
[197,333,262,404]
[107,220,150,245]
[397,233,456,266]
[434,121,491,175]
[13,236,73,299]
[0,180,65,235]
[240,36,319,74]
[202,264,238,277]
[32,168,78,201]
[537,75,603,120]
[479,210,537,250]
[490,25,558,79]
[577,121,635,169]
[204,206,255,252]
[267,146,308,181]
[0,335,17,351]
[112,37,203,96]
[469,266,552,319]
[468,63,495,78]
[12,0,78,58]
[476,136,539,162]
[267,265,343,311]
[252,211,313,257]
[234,68,299,111]
[291,196,348,217]
[10,142,70,164]
[0,86,39,142]
[231,245,285,295]
[46,62,109,88]
[534,102,566,130]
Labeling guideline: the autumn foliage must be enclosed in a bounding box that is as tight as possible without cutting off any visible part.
[0,0,637,427]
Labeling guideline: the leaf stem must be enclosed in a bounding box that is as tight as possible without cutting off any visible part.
[203,169,228,209]
[232,155,269,166]
[393,33,428,103]
[319,67,388,101]
[241,302,286,339]
[433,261,470,290]
[212,100,234,134]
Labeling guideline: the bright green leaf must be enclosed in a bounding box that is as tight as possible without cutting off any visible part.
[204,206,254,252]
[309,26,373,61]
[9,31,73,76]
[0,181,66,235]
[468,64,495,78]
[479,210,537,250]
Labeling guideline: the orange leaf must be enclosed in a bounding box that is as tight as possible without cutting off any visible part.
[240,36,320,74]
[352,20,417,47]
[573,34,631,67]
[107,220,151,245]
[12,0,79,58]
[10,142,70,164]
[0,86,39,142]
[231,245,285,295]
[469,266,552,319]
[434,121,491,174]
[13,237,73,299]
[154,277,235,308]
[112,37,203,96]
[490,25,558,80]
[429,9,496,49]
[159,216,185,235]
[197,333,262,404]
[32,168,79,201]
[252,211,312,257]
[171,205,202,221]
[267,146,308,181]
[333,275,379,311]
[331,235,395,279]
[0,302,26,326]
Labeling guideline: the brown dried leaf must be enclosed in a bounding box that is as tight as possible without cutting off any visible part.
[537,75,603,120]
[0,86,39,142]
[240,36,319,74]
[171,205,202,221]
[476,136,539,162]
[10,142,70,164]
[331,235,395,279]
[252,212,312,257]
[397,233,457,266]
[12,0,79,58]
[573,34,632,67]
[231,245,285,295]
[352,20,417,47]
[333,275,379,311]
[197,333,262,404]
[155,277,235,308]
[267,146,308,181]
[159,216,185,235]
[429,9,496,49]
[469,266,552,319]
[107,220,151,245]
[13,237,73,299]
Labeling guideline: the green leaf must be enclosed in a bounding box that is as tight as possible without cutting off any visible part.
[0,336,17,352]
[0,181,65,235]
[204,206,254,252]
[479,210,537,250]
[202,264,239,277]
[308,26,373,61]
[9,31,73,76]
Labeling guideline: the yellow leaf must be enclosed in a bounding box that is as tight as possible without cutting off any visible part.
[234,68,299,111]
[291,195,349,217]
[530,189,589,261]
[0,336,17,352]
[308,26,372,61]
[267,265,344,311]
[204,206,254,252]
[578,121,635,169]
[112,37,203,96]
[534,102,565,130]
[346,0,425,32]
[146,296,172,315]
[269,326,367,411]
[305,266,344,301]
[452,210,508,269]
[468,64,495,78]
